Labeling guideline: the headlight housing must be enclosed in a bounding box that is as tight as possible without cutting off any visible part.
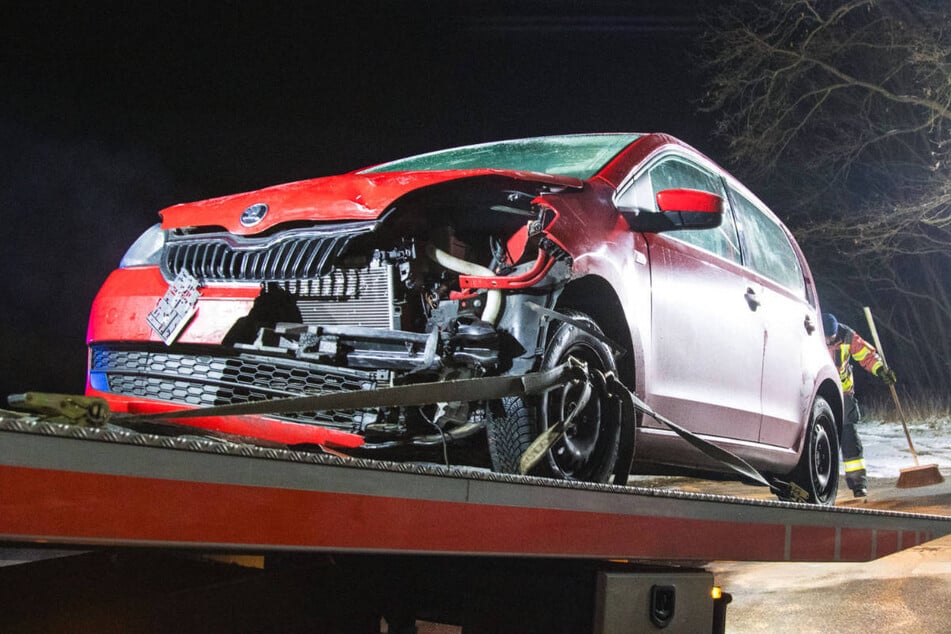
[119,223,166,268]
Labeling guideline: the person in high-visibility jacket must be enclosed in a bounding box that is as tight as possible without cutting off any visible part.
[822,313,897,498]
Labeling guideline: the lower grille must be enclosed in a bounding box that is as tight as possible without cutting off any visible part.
[89,345,384,430]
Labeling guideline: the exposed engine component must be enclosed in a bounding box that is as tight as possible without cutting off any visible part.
[95,178,572,452]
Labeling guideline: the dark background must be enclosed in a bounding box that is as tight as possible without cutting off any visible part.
[2,1,714,396]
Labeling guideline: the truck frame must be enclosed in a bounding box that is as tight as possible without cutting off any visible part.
[1,413,949,632]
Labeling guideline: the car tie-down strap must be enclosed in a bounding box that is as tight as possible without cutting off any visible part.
[17,358,805,498]
[611,377,809,502]
[125,360,587,422]
[515,369,636,486]
[513,369,806,499]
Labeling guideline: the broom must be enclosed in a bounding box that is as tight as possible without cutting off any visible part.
[863,307,944,488]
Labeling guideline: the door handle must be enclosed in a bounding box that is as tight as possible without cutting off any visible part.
[804,314,816,334]
[744,287,760,311]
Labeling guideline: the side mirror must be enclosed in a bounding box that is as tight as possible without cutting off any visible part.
[621,188,724,233]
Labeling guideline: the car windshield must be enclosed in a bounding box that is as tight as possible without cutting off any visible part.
[359,134,640,179]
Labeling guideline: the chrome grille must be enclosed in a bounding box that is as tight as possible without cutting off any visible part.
[90,345,383,429]
[161,222,397,329]
[161,224,374,284]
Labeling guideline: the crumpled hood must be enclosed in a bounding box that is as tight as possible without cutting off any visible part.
[159,169,583,235]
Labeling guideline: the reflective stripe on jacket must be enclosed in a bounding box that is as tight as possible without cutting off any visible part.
[828,324,884,395]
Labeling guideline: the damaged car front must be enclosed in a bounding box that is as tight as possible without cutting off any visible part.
[86,134,641,480]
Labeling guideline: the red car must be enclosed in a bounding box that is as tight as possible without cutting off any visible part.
[87,133,843,503]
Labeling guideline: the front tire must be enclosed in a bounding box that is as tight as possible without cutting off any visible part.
[788,395,839,505]
[488,310,621,483]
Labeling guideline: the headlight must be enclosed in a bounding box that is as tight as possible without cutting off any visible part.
[119,223,166,268]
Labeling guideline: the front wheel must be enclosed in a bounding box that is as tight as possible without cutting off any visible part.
[488,310,621,483]
[787,395,839,505]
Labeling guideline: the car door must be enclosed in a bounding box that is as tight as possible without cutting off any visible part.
[729,187,817,448]
[620,154,764,442]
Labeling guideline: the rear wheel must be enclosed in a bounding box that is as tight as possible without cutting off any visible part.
[787,395,839,505]
[488,310,621,483]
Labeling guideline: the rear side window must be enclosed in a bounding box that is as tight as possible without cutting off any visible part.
[647,158,741,263]
[731,190,806,297]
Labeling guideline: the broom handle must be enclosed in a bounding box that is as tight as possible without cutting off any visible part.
[863,307,920,465]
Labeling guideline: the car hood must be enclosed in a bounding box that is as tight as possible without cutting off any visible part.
[159,169,583,234]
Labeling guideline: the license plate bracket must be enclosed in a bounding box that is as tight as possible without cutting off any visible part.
[147,270,201,345]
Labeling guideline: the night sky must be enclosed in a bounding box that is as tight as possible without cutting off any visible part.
[2,1,715,396]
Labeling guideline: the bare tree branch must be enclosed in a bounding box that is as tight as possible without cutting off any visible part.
[701,0,951,393]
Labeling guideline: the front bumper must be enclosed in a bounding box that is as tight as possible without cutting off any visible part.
[86,266,373,446]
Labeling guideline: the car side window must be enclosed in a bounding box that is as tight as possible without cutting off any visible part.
[647,158,742,264]
[730,189,806,297]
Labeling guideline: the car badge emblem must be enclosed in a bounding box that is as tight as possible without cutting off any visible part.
[240,203,269,227]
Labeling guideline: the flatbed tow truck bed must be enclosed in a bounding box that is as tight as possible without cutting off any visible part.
[1,414,950,632]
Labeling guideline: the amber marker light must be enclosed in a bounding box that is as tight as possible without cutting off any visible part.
[711,586,723,600]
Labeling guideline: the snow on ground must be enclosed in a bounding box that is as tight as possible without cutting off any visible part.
[857,417,951,478]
